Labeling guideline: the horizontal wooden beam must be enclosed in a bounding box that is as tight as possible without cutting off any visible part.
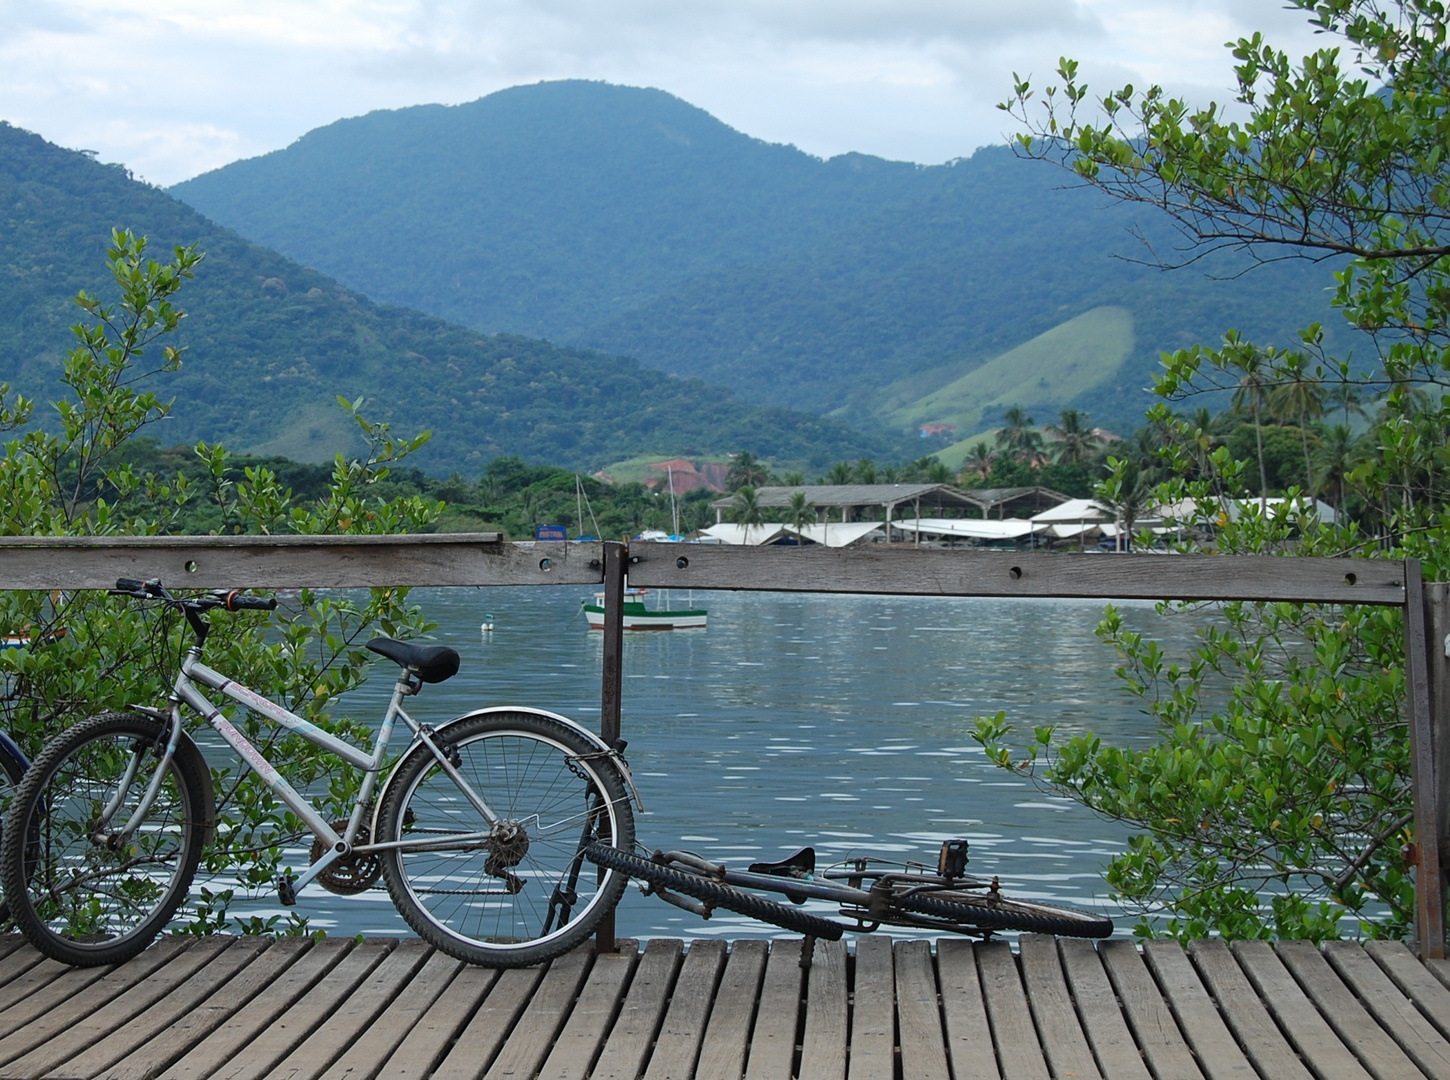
[625,544,1407,606]
[0,534,605,589]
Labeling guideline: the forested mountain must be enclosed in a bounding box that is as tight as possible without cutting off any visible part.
[0,122,900,474]
[173,80,1355,438]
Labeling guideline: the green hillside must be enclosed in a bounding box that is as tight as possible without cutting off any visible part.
[0,122,901,475]
[170,81,1357,438]
[887,307,1134,437]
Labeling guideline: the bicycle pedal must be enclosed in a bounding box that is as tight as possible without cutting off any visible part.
[277,875,298,906]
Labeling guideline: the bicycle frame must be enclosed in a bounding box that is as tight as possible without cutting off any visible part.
[120,646,511,899]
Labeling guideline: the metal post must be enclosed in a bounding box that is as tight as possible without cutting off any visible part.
[1406,561,1446,958]
[595,540,627,953]
[1429,582,1450,957]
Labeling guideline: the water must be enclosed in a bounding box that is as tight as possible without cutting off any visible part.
[215,586,1216,940]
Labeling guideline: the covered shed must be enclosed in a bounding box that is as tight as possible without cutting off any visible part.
[710,483,989,544]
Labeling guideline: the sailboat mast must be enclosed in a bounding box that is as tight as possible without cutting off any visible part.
[668,467,680,538]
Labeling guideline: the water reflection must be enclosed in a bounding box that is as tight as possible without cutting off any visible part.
[214,586,1219,941]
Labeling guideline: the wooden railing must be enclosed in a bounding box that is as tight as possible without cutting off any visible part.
[0,535,1444,958]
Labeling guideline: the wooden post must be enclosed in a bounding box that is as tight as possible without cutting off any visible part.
[595,540,627,954]
[1429,582,1450,958]
[1406,561,1446,958]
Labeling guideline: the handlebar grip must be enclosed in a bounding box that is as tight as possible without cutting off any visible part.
[115,578,148,592]
[223,592,277,612]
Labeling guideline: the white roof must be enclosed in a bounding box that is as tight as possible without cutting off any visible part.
[893,517,1043,540]
[696,523,793,546]
[1031,498,1114,523]
[1156,496,1338,526]
[789,521,886,548]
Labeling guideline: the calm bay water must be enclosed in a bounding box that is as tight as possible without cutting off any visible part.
[216,586,1217,940]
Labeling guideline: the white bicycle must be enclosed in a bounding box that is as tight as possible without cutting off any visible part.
[0,578,638,967]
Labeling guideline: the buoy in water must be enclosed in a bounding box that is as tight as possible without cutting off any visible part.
[480,614,495,633]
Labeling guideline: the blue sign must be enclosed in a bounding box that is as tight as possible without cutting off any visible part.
[536,525,568,541]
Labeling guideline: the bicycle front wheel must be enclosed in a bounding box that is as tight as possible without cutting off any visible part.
[896,888,1113,938]
[378,710,635,967]
[0,738,28,922]
[0,712,208,966]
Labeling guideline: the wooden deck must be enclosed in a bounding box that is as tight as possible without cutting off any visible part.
[0,933,1448,1080]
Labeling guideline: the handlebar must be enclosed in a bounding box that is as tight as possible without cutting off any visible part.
[110,579,276,612]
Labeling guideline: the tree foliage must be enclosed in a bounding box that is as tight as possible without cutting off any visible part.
[0,230,441,935]
[979,0,1450,940]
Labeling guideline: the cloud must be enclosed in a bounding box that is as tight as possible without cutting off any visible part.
[0,0,1338,185]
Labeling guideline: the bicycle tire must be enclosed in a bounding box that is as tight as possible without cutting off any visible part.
[896,888,1113,938]
[0,740,27,923]
[378,710,635,967]
[585,843,845,941]
[0,712,209,966]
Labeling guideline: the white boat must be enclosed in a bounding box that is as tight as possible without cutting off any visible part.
[581,589,707,631]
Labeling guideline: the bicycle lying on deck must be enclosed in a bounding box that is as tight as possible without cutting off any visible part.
[0,580,638,968]
[585,838,1113,942]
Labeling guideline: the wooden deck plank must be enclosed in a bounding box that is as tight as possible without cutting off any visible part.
[1098,940,1204,1080]
[1189,939,1315,1080]
[161,938,353,1080]
[201,939,394,1080]
[429,963,548,1080]
[694,939,768,1080]
[892,940,949,1080]
[0,937,193,1069]
[1019,934,1102,1080]
[481,947,595,1080]
[977,940,1049,1080]
[590,939,684,1080]
[741,939,808,1080]
[935,939,998,1080]
[798,939,848,1080]
[646,937,728,1080]
[373,966,500,1080]
[13,936,230,1080]
[1228,940,1374,1080]
[538,943,640,1080]
[0,963,110,1042]
[1314,941,1450,1080]
[316,948,462,1080]
[261,939,433,1080]
[740,939,804,1080]
[0,959,82,1018]
[107,938,311,1080]
[1140,939,1257,1080]
[1057,938,1152,1080]
[1427,959,1450,993]
[0,935,31,966]
[0,947,49,994]
[49,936,264,1080]
[1364,940,1450,1043]
[846,937,895,1080]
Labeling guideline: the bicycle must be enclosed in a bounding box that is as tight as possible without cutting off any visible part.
[0,578,638,968]
[584,835,1113,941]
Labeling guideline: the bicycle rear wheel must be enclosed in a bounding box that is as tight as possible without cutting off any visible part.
[585,844,845,940]
[378,710,635,967]
[0,712,209,966]
[896,888,1113,938]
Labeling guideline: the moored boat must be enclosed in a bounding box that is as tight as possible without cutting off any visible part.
[581,589,707,630]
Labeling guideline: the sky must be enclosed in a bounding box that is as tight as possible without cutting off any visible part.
[0,0,1328,188]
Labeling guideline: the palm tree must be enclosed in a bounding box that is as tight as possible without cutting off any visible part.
[1098,457,1152,552]
[826,461,852,485]
[1326,380,1368,428]
[853,458,878,484]
[1313,424,1359,512]
[995,406,1044,463]
[960,442,994,481]
[732,484,765,540]
[785,491,815,539]
[1230,353,1272,502]
[726,451,769,492]
[1046,409,1101,466]
[1269,370,1327,493]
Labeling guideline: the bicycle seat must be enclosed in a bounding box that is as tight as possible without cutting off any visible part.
[748,848,816,878]
[366,638,461,683]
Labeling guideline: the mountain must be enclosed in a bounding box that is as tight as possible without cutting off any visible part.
[172,80,1355,439]
[0,122,901,475]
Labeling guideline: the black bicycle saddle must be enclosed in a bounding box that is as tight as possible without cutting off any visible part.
[366,637,461,683]
[748,847,816,878]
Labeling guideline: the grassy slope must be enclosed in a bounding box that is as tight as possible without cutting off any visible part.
[887,306,1134,436]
